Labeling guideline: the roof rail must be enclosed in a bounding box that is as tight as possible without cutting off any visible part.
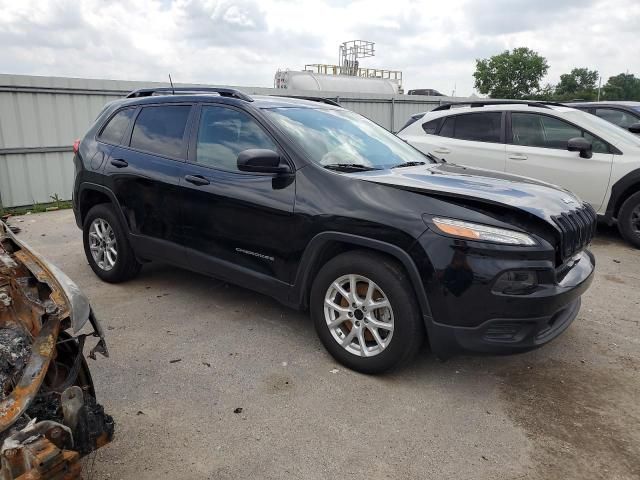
[272,95,342,107]
[125,87,253,102]
[431,100,566,111]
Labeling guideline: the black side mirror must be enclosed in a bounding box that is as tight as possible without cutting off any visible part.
[237,149,291,174]
[629,122,640,134]
[567,137,593,159]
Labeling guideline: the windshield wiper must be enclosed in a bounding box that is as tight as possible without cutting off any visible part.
[426,152,446,163]
[390,161,426,169]
[323,163,380,172]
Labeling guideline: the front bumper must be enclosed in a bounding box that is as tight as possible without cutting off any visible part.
[412,232,595,357]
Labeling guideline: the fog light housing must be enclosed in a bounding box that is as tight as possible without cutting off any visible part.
[493,270,538,295]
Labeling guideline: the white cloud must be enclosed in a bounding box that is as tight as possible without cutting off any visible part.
[0,0,637,96]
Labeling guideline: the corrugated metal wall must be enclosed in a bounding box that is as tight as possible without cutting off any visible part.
[0,74,463,207]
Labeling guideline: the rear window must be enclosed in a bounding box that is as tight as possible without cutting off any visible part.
[99,108,135,145]
[130,105,191,158]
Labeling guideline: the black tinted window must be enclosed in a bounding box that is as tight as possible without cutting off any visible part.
[130,105,191,158]
[422,119,440,135]
[99,108,135,145]
[439,117,455,138]
[196,106,277,171]
[453,112,502,142]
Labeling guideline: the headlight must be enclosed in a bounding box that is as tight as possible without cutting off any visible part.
[431,217,537,246]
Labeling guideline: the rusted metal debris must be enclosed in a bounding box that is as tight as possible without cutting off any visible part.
[0,222,113,479]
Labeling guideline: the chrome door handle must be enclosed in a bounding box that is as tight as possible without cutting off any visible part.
[508,154,528,161]
[433,148,451,154]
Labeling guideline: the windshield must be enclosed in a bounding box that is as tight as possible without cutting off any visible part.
[263,107,432,169]
[633,106,640,114]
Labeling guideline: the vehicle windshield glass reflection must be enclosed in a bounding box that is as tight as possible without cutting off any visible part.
[264,107,433,170]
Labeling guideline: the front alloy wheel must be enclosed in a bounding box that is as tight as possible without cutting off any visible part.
[311,250,424,374]
[324,274,394,357]
[88,218,118,271]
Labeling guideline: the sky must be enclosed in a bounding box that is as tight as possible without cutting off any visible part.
[0,0,638,96]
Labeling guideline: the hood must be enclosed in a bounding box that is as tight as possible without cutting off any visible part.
[349,163,583,223]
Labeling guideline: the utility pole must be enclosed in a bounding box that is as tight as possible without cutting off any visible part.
[597,74,602,101]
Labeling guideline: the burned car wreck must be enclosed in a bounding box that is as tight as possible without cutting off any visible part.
[0,221,113,479]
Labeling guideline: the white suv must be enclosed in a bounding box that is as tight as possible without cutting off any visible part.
[398,101,640,248]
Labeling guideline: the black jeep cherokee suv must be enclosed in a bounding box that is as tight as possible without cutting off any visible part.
[73,87,596,373]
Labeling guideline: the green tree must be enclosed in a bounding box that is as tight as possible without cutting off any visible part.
[473,48,549,99]
[602,73,640,101]
[530,83,556,101]
[554,68,599,100]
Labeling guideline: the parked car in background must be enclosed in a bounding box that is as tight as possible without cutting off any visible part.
[73,89,596,373]
[398,100,640,248]
[407,89,445,96]
[566,101,640,135]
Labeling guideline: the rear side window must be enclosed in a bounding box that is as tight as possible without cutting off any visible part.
[453,112,502,142]
[130,105,191,158]
[439,117,455,138]
[422,119,441,135]
[99,108,135,145]
[436,113,502,143]
[195,106,277,172]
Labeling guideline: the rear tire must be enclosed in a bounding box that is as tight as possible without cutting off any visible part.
[617,191,640,249]
[83,204,141,283]
[310,250,424,374]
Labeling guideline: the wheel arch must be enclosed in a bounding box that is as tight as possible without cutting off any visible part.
[291,232,434,324]
[77,183,130,233]
[605,169,640,220]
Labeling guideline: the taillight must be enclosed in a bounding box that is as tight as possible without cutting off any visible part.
[73,139,80,154]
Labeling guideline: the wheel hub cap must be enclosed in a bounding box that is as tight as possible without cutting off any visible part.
[88,218,118,271]
[323,274,395,357]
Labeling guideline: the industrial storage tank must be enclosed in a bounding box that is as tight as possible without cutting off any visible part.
[274,70,400,95]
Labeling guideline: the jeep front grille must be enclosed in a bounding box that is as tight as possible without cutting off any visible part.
[552,203,597,262]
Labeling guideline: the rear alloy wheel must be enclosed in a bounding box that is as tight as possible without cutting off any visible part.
[617,191,640,248]
[83,204,141,283]
[311,250,424,374]
[88,218,118,271]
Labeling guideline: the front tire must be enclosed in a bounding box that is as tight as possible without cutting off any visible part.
[617,191,640,249]
[83,204,141,283]
[310,250,425,374]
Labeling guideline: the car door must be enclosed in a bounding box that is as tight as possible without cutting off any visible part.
[103,103,194,264]
[505,112,614,211]
[178,103,296,290]
[420,111,507,171]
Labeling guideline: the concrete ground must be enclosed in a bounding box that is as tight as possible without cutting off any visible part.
[9,210,640,480]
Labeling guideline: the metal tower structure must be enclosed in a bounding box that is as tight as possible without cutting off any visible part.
[339,40,375,76]
[298,40,403,90]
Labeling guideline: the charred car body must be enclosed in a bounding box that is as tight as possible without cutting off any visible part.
[73,88,596,373]
[0,222,113,479]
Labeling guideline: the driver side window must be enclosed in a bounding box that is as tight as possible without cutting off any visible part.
[196,106,277,172]
[511,113,609,154]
